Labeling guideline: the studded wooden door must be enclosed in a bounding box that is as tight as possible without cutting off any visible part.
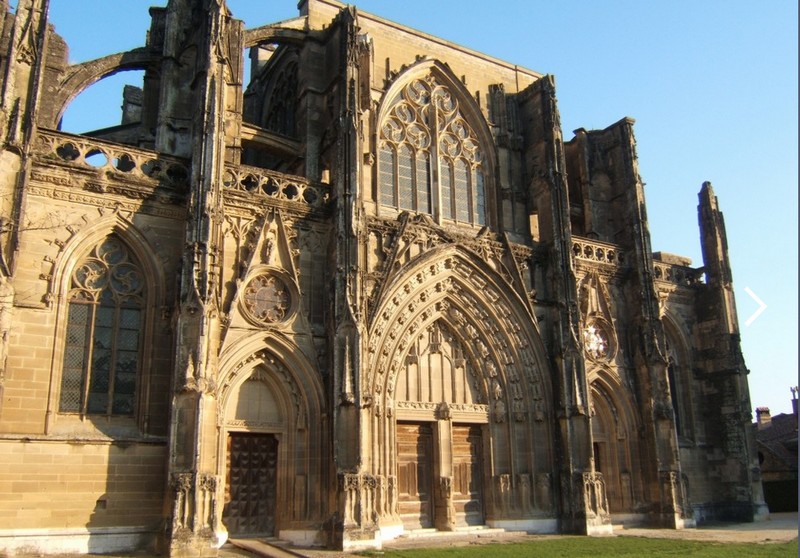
[223,433,278,536]
[452,425,484,526]
[397,422,434,529]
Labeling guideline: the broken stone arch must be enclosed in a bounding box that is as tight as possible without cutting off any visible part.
[365,245,556,524]
[51,49,159,129]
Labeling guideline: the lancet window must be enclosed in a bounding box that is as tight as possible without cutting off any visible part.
[59,236,145,417]
[263,59,298,137]
[379,76,487,225]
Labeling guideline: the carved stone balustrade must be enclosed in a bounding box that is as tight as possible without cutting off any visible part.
[653,261,701,286]
[223,164,330,211]
[571,237,624,267]
[34,128,190,191]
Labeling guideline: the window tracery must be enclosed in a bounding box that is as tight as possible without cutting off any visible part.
[379,75,486,225]
[242,272,291,325]
[59,236,145,417]
[582,321,613,361]
[395,320,483,406]
[263,59,298,137]
[664,332,693,439]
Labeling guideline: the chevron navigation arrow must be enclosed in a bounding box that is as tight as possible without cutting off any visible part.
[743,287,767,327]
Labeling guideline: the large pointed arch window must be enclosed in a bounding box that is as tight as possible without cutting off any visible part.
[379,75,486,225]
[59,236,145,416]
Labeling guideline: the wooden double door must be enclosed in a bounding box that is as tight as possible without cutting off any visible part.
[397,422,484,530]
[223,433,278,536]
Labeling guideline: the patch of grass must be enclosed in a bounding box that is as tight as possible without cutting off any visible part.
[369,537,799,558]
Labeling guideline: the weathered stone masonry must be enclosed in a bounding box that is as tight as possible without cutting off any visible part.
[0,1,766,555]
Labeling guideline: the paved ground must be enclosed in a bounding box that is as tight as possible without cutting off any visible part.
[5,512,797,558]
[295,512,799,557]
[618,512,798,544]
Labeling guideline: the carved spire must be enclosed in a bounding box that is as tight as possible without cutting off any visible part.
[698,181,733,288]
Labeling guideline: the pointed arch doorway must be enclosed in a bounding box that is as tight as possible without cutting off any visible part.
[217,339,327,542]
[366,247,556,536]
[394,320,487,531]
[589,375,641,515]
[222,371,284,537]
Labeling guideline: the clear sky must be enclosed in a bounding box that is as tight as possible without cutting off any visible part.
[43,1,798,415]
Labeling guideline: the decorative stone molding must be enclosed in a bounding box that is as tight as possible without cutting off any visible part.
[582,472,610,520]
[659,471,692,519]
[518,473,533,514]
[339,473,381,529]
[494,474,512,515]
[220,347,306,430]
[536,472,553,512]
[170,472,195,534]
[169,472,219,538]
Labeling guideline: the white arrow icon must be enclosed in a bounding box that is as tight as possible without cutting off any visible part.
[744,287,767,327]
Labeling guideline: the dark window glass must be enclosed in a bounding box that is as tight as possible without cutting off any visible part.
[59,237,144,417]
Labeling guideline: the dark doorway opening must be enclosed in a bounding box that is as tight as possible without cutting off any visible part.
[223,432,278,536]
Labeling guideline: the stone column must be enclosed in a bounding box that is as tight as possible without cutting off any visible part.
[162,2,243,555]
[434,405,455,530]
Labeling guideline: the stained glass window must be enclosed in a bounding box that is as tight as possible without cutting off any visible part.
[378,74,487,225]
[59,236,144,416]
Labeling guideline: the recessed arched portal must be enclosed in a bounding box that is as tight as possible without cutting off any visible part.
[217,335,327,541]
[366,245,555,534]
[589,370,642,515]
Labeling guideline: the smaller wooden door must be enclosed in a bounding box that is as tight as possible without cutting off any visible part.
[452,425,484,526]
[223,433,278,536]
[397,423,434,529]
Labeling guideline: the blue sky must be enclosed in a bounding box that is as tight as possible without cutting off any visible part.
[45,1,798,415]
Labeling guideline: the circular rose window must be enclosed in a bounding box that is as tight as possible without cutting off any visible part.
[242,273,292,325]
[582,322,612,360]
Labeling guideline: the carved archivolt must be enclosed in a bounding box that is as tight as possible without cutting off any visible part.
[366,246,548,420]
[217,332,324,431]
[220,348,304,431]
[365,214,534,326]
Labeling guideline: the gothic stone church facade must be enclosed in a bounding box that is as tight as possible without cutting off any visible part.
[0,0,767,555]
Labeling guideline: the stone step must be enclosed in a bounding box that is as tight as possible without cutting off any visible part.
[228,538,309,558]
[395,526,524,540]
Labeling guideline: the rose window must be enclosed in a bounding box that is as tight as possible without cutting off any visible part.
[583,323,610,360]
[243,274,291,324]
